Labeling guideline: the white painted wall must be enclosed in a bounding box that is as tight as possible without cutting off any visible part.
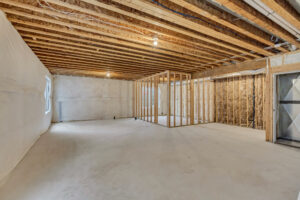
[0,10,52,185]
[52,75,133,122]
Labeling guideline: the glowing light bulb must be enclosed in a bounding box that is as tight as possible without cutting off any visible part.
[153,37,158,46]
[106,72,110,77]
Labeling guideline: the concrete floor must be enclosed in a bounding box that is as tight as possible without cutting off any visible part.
[0,119,300,200]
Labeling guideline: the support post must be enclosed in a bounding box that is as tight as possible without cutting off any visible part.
[173,73,176,127]
[150,77,153,123]
[198,78,200,123]
[154,76,158,123]
[190,75,194,125]
[246,76,249,127]
[208,79,210,123]
[180,74,183,126]
[203,78,206,123]
[186,75,189,125]
[167,71,171,127]
[239,76,241,126]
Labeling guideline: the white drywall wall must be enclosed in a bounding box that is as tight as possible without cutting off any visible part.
[52,75,133,122]
[0,10,52,185]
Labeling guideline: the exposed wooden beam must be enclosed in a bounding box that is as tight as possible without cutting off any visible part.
[259,0,300,34]
[39,0,241,62]
[82,0,257,58]
[192,59,266,78]
[0,2,226,64]
[10,19,208,68]
[213,0,300,48]
[168,0,287,52]
[113,0,274,56]
[48,66,141,79]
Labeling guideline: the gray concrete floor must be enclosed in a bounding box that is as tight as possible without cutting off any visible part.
[0,119,300,200]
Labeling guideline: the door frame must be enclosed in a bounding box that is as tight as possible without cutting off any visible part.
[273,70,300,142]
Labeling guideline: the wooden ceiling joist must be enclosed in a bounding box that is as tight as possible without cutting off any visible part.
[40,58,156,75]
[0,1,229,64]
[35,50,196,73]
[168,0,287,53]
[113,0,274,56]
[10,19,209,68]
[32,48,198,73]
[26,39,201,73]
[20,33,202,71]
[213,0,300,48]
[48,66,142,79]
[259,0,300,34]
[81,0,260,58]
[42,0,245,61]
[25,39,219,72]
[1,0,298,79]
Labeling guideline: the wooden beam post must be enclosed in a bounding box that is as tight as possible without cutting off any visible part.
[232,77,235,125]
[239,76,241,126]
[167,71,171,127]
[154,76,158,123]
[146,79,149,122]
[203,78,206,123]
[208,79,211,123]
[174,73,176,127]
[186,75,189,125]
[198,78,200,123]
[246,76,249,127]
[190,75,194,125]
[221,80,224,123]
[216,80,218,123]
[226,77,229,124]
[180,74,183,126]
[262,75,265,129]
[150,77,153,123]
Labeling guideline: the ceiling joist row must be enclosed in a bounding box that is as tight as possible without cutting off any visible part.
[0,0,299,79]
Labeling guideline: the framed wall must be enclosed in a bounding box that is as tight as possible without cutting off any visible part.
[214,74,265,129]
[134,70,193,127]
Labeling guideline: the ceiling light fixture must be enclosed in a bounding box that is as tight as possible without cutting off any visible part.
[106,72,111,77]
[153,37,158,46]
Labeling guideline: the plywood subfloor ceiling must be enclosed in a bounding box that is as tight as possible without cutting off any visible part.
[1,0,300,79]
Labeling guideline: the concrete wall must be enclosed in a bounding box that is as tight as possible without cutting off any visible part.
[270,51,300,67]
[52,75,133,122]
[0,10,52,185]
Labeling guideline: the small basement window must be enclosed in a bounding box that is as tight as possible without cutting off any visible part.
[44,76,51,114]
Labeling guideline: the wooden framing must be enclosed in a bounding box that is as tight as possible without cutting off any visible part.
[238,76,241,126]
[198,79,200,123]
[180,74,183,126]
[232,77,235,125]
[265,62,300,142]
[213,74,265,130]
[208,79,211,123]
[190,75,194,125]
[173,73,176,127]
[203,78,206,123]
[135,70,192,128]
[1,0,298,78]
[246,76,249,127]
